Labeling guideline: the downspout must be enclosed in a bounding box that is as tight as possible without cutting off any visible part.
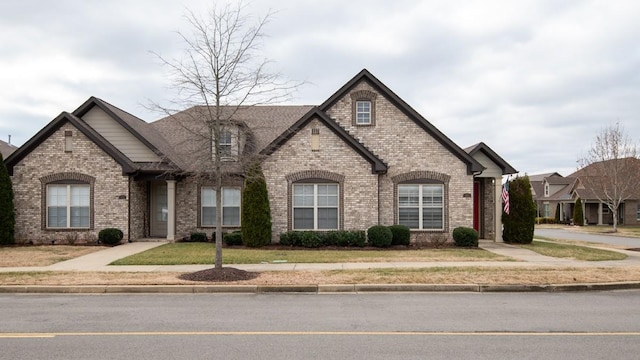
[377,173,382,225]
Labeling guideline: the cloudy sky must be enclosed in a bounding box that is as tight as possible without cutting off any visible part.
[1,0,638,176]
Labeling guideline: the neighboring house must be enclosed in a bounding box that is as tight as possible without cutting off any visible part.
[569,158,640,226]
[0,139,17,159]
[5,69,516,244]
[529,172,576,222]
[530,159,640,226]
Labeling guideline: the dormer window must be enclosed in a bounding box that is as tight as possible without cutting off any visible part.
[219,130,232,157]
[544,183,549,197]
[350,90,377,126]
[356,101,371,125]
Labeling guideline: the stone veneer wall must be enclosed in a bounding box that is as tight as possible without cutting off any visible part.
[481,178,496,240]
[129,180,148,239]
[325,81,474,240]
[262,118,379,241]
[11,122,129,243]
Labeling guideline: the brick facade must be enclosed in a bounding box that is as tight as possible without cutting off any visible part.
[11,122,129,243]
[262,80,475,242]
[262,118,379,240]
[323,81,474,241]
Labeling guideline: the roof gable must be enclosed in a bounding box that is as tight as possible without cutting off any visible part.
[5,112,136,175]
[465,142,517,175]
[320,69,483,174]
[73,97,179,169]
[261,107,388,174]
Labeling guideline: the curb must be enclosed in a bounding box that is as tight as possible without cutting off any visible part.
[2,282,640,294]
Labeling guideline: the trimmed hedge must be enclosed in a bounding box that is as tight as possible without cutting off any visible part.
[241,162,272,247]
[452,227,478,247]
[388,225,410,246]
[278,230,366,248]
[503,176,536,244]
[573,198,584,226]
[98,228,123,246]
[223,231,243,246]
[189,232,208,242]
[367,225,393,248]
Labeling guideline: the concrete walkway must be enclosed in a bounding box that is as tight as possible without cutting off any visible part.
[2,239,640,273]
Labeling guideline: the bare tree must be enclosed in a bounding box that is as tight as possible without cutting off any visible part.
[577,122,639,232]
[153,1,300,268]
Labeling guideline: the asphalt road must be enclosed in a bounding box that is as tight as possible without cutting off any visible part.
[535,228,640,247]
[2,292,640,359]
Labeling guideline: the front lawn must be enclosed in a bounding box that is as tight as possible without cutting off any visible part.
[0,246,102,267]
[520,240,627,261]
[110,243,512,265]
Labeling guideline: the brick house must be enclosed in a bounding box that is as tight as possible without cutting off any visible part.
[5,69,516,244]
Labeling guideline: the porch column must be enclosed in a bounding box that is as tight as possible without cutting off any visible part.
[166,180,176,241]
[598,202,603,225]
[495,178,503,242]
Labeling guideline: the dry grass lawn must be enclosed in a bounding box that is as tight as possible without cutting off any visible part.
[0,246,102,267]
[2,266,640,286]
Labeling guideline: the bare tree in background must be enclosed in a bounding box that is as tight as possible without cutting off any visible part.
[577,122,639,232]
[153,1,300,269]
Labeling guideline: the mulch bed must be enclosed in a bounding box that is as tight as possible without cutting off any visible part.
[178,267,259,282]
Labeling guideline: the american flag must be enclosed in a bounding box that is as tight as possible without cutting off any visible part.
[502,181,510,214]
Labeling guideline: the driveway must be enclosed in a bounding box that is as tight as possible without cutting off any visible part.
[535,228,640,248]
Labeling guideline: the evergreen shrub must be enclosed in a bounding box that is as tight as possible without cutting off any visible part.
[367,225,393,247]
[452,227,479,247]
[98,228,123,246]
[388,225,410,246]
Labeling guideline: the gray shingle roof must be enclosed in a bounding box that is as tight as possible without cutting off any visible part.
[0,140,16,159]
[151,105,314,171]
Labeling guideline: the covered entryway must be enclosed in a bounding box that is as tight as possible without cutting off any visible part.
[465,142,517,242]
[150,182,168,237]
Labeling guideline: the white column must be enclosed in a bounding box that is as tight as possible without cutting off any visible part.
[598,202,603,225]
[495,178,503,242]
[166,180,176,241]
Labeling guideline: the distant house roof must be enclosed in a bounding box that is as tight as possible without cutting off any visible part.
[528,172,562,182]
[0,139,17,159]
[569,157,640,200]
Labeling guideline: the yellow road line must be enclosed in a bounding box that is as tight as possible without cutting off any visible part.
[2,331,640,338]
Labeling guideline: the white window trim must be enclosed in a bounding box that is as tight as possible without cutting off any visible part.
[544,184,549,197]
[46,184,90,229]
[543,202,550,217]
[292,183,339,230]
[355,100,372,125]
[398,184,444,231]
[201,187,241,227]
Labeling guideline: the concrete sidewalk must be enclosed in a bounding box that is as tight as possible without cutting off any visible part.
[2,240,640,293]
[2,239,640,273]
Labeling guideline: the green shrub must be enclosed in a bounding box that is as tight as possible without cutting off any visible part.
[367,225,393,247]
[388,225,410,246]
[241,162,272,247]
[300,231,323,248]
[223,231,243,246]
[98,228,123,246]
[535,217,556,224]
[279,231,301,246]
[0,153,14,245]
[503,176,536,244]
[452,227,479,247]
[573,198,584,226]
[188,232,208,242]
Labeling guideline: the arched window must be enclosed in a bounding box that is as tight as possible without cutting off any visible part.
[286,171,344,231]
[393,171,450,232]
[41,173,94,229]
